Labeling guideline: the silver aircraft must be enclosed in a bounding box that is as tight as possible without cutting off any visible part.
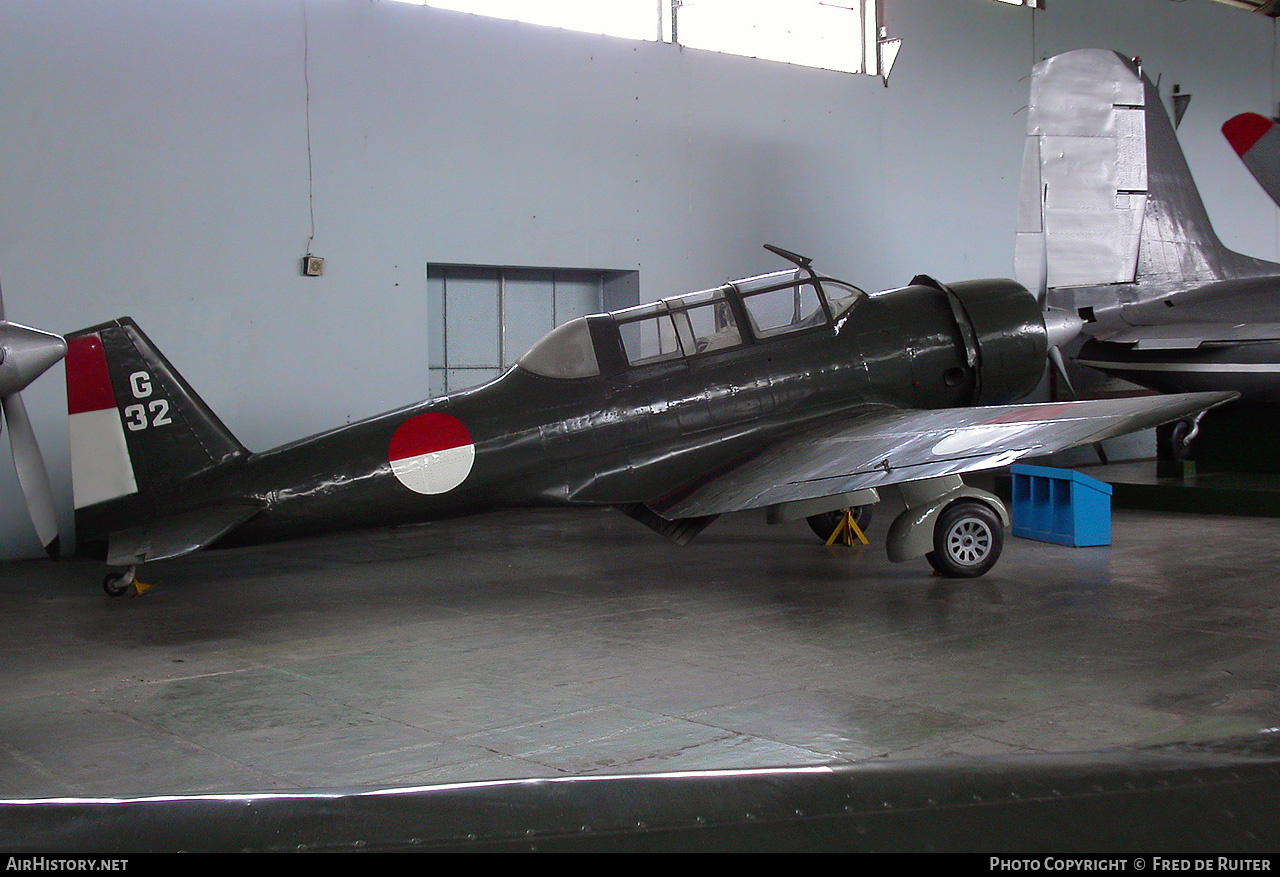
[1015,49,1280,427]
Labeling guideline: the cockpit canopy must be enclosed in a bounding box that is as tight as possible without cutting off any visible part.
[518,267,865,379]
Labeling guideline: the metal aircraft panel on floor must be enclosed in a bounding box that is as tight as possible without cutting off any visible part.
[64,246,1231,588]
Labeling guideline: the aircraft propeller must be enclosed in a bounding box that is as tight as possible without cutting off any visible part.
[0,274,67,558]
[1034,185,1107,463]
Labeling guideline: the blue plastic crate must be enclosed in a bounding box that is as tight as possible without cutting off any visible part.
[1010,464,1113,547]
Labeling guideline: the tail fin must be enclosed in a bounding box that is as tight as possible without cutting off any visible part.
[66,318,248,553]
[1224,112,1280,209]
[1015,49,1278,299]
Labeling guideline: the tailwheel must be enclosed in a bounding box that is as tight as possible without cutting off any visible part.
[926,500,1003,578]
[806,505,874,545]
[102,565,137,597]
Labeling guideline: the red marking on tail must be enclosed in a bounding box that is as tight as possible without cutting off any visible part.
[1223,112,1273,157]
[65,333,117,415]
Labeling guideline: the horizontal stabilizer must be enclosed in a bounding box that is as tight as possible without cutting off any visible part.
[107,503,263,566]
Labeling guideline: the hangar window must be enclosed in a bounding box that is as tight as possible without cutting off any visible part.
[428,265,638,394]
[397,1,898,79]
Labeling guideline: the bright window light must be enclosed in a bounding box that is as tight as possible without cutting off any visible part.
[384,0,891,78]
[419,1,661,42]
[676,1,870,76]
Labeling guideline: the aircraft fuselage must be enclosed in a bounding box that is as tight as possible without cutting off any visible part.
[74,274,1049,556]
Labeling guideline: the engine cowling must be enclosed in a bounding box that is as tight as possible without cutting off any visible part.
[946,278,1048,405]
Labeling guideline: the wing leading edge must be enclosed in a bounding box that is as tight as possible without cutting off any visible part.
[651,392,1236,519]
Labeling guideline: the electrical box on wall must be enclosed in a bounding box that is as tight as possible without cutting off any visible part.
[302,255,325,277]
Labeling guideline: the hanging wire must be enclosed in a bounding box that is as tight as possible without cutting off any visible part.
[303,0,316,255]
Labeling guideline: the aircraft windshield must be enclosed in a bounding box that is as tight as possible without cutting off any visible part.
[730,270,864,338]
[822,280,865,319]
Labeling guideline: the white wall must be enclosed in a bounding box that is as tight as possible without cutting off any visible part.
[0,0,1273,558]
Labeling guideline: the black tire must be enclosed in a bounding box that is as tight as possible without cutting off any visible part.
[806,505,874,542]
[925,500,1003,578]
[1158,418,1195,461]
[102,572,130,597]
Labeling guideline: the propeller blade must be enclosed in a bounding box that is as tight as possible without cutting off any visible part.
[1037,183,1049,304]
[2,392,60,558]
[1047,344,1077,399]
[1048,345,1109,464]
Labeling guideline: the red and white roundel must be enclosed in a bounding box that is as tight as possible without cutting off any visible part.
[389,413,475,495]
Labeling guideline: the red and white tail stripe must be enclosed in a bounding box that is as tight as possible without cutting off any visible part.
[66,333,137,508]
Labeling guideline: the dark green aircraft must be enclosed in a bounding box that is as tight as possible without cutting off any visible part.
[64,247,1231,594]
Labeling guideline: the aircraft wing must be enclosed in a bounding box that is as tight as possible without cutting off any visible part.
[1096,322,1280,349]
[651,392,1235,519]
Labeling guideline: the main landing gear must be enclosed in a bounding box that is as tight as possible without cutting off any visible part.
[884,475,1010,578]
[1158,414,1202,462]
[802,477,1009,578]
[925,499,1004,578]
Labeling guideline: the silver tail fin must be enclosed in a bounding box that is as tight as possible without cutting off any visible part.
[1015,49,1277,314]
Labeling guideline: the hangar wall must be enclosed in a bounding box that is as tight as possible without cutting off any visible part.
[0,0,1273,559]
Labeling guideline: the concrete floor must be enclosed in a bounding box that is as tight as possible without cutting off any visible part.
[1,501,1279,799]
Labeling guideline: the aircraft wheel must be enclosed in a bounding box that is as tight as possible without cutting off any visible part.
[806,505,873,542]
[926,500,1003,578]
[102,573,130,597]
[1159,418,1195,461]
[102,565,137,597]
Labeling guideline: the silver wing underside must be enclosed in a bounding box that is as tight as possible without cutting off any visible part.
[653,392,1235,519]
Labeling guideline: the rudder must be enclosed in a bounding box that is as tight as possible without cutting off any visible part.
[1014,49,1273,298]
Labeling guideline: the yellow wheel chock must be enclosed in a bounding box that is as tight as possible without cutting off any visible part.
[825,508,869,547]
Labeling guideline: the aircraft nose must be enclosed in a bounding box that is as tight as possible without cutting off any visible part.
[0,323,68,396]
[1043,307,1084,350]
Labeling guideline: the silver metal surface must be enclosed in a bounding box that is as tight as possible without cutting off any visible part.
[1043,307,1084,350]
[657,392,1234,519]
[0,323,66,399]
[1015,49,1280,404]
[1015,49,1147,291]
